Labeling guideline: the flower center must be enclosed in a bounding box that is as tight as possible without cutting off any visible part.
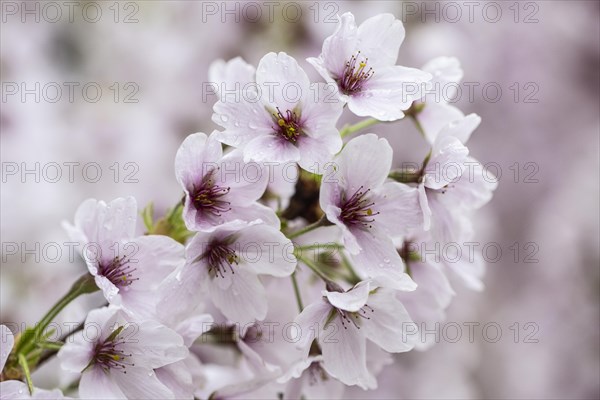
[205,242,239,278]
[272,107,302,143]
[91,326,134,374]
[192,171,231,216]
[98,255,138,289]
[338,51,374,95]
[340,186,379,228]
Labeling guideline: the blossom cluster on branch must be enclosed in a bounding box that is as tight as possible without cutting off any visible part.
[0,12,496,400]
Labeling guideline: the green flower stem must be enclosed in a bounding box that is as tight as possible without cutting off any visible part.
[290,273,304,312]
[296,254,332,283]
[17,353,34,395]
[16,274,98,357]
[340,118,381,139]
[408,114,426,138]
[286,216,330,240]
[294,243,344,252]
[340,253,362,285]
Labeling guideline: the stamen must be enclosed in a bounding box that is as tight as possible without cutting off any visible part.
[203,242,239,279]
[336,304,375,330]
[191,169,231,216]
[340,186,379,229]
[272,107,303,143]
[92,327,135,374]
[338,51,374,95]
[98,255,139,289]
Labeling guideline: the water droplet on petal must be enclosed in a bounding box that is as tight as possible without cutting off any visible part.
[220,114,229,122]
[248,122,257,129]
[383,258,390,264]
[148,372,154,377]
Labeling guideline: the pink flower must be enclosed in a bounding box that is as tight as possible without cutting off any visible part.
[308,12,431,121]
[294,281,417,389]
[175,132,279,231]
[158,221,297,325]
[212,52,343,173]
[58,307,188,399]
[320,134,422,289]
[63,197,184,319]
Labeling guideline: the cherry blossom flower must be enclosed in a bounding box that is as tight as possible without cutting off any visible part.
[212,52,343,173]
[320,134,422,289]
[308,12,431,121]
[158,221,297,325]
[294,281,417,389]
[417,114,498,243]
[415,56,466,142]
[63,197,185,319]
[1,325,69,399]
[175,131,279,231]
[58,307,188,400]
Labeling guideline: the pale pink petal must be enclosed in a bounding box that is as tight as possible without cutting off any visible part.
[79,367,127,399]
[362,288,417,353]
[336,133,393,191]
[323,280,370,312]
[417,102,465,145]
[319,317,375,389]
[349,65,431,121]
[235,224,297,277]
[243,135,300,164]
[293,300,332,351]
[256,52,310,111]
[175,132,223,190]
[423,135,469,190]
[356,13,405,67]
[209,268,267,324]
[318,12,358,79]
[372,182,424,237]
[217,150,269,205]
[112,366,175,399]
[350,227,417,291]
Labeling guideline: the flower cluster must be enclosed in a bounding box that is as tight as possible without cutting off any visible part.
[1,12,496,399]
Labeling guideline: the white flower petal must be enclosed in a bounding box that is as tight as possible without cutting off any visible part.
[209,268,267,324]
[417,102,465,145]
[372,182,424,237]
[319,317,375,389]
[235,224,297,277]
[350,227,417,291]
[362,288,417,353]
[356,13,405,67]
[243,135,300,164]
[175,132,223,190]
[336,133,393,192]
[112,366,175,400]
[79,367,127,399]
[424,135,469,190]
[349,65,431,121]
[319,12,358,79]
[293,300,331,351]
[257,52,310,111]
[323,280,370,312]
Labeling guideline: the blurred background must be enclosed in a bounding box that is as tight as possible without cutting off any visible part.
[1,1,598,398]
